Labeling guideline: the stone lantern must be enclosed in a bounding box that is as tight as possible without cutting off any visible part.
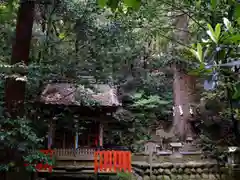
[155,127,174,150]
[144,141,159,155]
[170,142,183,158]
[186,137,193,144]
[156,128,165,149]
[144,140,159,178]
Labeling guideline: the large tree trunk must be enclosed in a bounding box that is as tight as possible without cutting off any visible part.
[172,64,197,140]
[171,14,197,140]
[5,1,35,117]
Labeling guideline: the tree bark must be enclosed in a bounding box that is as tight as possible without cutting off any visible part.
[172,64,197,140]
[171,14,197,140]
[4,1,35,117]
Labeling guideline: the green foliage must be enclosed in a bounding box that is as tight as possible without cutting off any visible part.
[188,6,240,160]
[23,151,54,172]
[97,0,140,11]
[0,79,46,171]
[117,172,131,180]
[0,1,18,23]
[111,71,172,151]
[132,91,170,109]
[188,16,239,94]
[199,134,227,163]
[0,117,43,150]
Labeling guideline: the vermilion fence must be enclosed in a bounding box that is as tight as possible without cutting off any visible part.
[94,150,132,173]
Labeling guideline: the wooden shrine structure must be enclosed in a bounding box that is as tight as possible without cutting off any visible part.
[35,82,131,177]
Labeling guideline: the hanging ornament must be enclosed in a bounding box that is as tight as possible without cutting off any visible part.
[179,105,183,116]
[189,106,194,115]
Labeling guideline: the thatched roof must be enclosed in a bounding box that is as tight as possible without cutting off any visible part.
[40,83,121,107]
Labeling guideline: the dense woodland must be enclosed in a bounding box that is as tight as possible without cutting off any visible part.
[0,0,240,171]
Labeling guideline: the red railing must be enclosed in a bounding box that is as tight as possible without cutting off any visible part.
[94,150,132,173]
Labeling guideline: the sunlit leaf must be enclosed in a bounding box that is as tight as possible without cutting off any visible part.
[214,24,221,43]
[189,43,203,62]
[197,43,203,62]
[190,48,198,61]
[58,33,65,39]
[202,38,209,43]
[223,17,232,31]
[207,24,217,43]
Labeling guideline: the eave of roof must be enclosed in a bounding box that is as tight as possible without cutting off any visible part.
[40,83,122,107]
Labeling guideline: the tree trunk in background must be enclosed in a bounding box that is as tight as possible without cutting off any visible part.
[172,64,197,140]
[171,14,197,141]
[4,1,35,117]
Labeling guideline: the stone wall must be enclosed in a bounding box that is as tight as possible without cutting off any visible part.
[132,162,230,180]
[133,152,202,163]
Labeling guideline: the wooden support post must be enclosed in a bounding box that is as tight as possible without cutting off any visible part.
[75,132,79,149]
[63,132,66,148]
[47,121,53,149]
[74,119,79,149]
[99,123,103,147]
